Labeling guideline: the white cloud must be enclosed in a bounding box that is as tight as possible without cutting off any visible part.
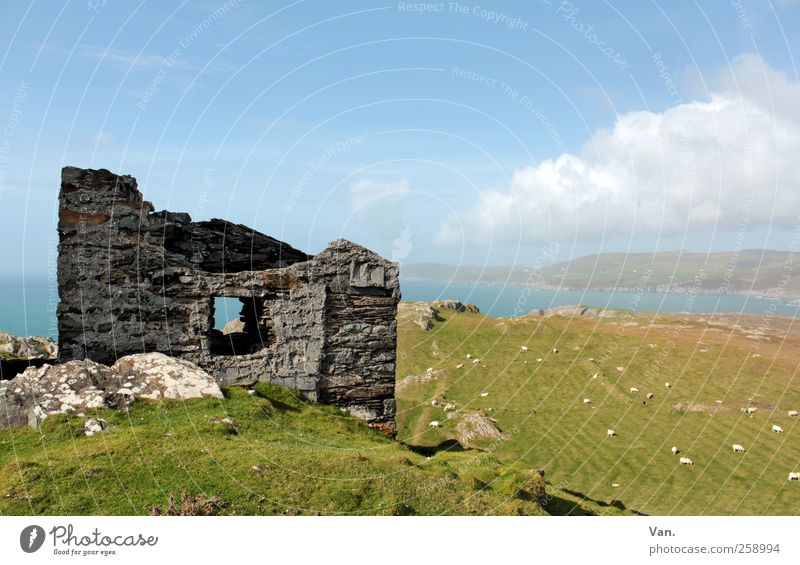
[349,178,410,215]
[436,54,800,247]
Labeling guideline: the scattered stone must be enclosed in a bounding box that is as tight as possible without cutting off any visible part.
[84,418,107,437]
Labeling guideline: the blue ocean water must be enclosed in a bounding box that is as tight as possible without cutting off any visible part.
[399,279,800,319]
[1,277,797,338]
[0,277,60,340]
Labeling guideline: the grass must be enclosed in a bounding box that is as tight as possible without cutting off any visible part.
[0,382,618,515]
[396,308,800,515]
[6,304,796,515]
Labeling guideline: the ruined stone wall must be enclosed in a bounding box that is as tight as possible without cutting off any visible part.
[57,167,399,431]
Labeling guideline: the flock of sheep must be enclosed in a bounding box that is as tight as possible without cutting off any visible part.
[439,343,800,483]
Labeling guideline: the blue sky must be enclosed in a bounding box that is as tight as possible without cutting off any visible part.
[1,0,800,276]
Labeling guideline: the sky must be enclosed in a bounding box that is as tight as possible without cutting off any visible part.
[1,0,800,276]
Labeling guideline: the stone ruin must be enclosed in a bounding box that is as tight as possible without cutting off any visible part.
[56,167,400,434]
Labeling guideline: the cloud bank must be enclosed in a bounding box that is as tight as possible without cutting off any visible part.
[436,54,800,247]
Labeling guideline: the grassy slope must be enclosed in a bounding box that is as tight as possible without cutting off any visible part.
[396,309,800,516]
[0,382,615,516]
[403,250,800,296]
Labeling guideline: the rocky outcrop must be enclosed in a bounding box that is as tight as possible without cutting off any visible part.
[431,300,480,314]
[0,353,223,428]
[56,167,400,433]
[528,304,622,317]
[0,331,57,360]
[221,319,245,334]
[398,300,480,331]
[398,302,443,331]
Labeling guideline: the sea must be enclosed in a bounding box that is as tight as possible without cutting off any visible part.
[1,277,797,339]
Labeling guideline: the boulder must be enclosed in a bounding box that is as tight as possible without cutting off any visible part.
[0,360,117,428]
[456,412,508,447]
[0,353,223,428]
[84,418,107,436]
[111,353,224,401]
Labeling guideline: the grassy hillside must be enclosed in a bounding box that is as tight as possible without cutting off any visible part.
[396,306,800,515]
[403,249,800,297]
[0,382,619,516]
[3,302,798,516]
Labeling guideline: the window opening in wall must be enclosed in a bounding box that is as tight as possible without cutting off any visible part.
[208,296,265,355]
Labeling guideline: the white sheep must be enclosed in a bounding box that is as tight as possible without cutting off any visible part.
[455,363,464,369]
[426,367,433,373]
[583,398,592,404]
[591,373,599,379]
[630,387,639,394]
[428,420,441,429]
[536,358,543,362]
[679,457,694,466]
[732,444,746,453]
[772,424,784,433]
[671,446,679,455]
[788,410,799,417]
[431,399,439,407]
[665,382,671,388]
[788,472,800,481]
[480,392,489,397]
[466,354,472,359]
[607,429,616,437]
[472,358,480,365]
[616,366,625,372]
[745,407,757,415]
[552,348,559,354]
[521,346,528,352]
[646,392,654,400]
[443,403,456,412]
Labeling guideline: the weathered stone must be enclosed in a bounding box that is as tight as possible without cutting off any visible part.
[397,300,479,331]
[111,353,223,400]
[56,167,400,433]
[456,412,508,448]
[0,353,223,429]
[0,331,58,360]
[84,418,107,436]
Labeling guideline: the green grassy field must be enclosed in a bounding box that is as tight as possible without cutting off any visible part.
[396,307,800,515]
[0,381,623,516]
[2,304,797,515]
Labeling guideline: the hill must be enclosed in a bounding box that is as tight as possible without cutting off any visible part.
[403,249,800,299]
[0,381,620,516]
[395,302,800,515]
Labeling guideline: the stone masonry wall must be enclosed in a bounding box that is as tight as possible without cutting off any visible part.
[57,167,400,432]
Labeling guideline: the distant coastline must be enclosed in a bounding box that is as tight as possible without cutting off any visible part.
[402,275,800,304]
